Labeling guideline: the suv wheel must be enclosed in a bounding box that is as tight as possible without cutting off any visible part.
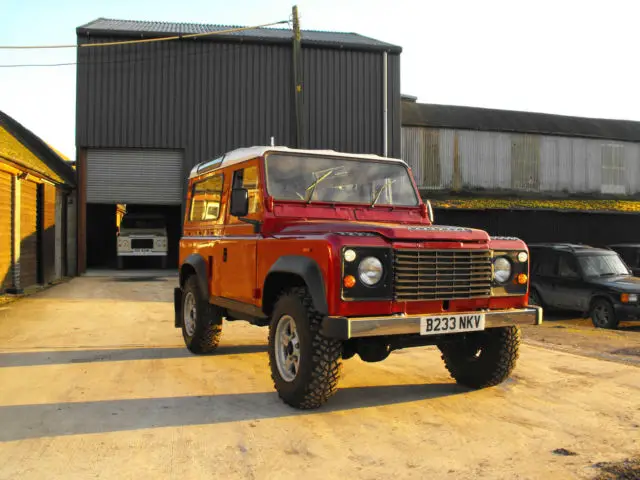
[438,326,520,389]
[181,276,223,354]
[268,287,342,409]
[590,298,618,329]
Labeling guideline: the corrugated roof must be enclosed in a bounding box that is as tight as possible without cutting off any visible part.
[0,111,76,187]
[402,101,640,143]
[77,18,401,53]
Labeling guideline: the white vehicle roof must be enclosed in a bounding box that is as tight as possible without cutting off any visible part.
[188,146,407,179]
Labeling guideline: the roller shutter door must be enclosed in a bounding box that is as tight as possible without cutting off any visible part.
[87,149,184,204]
[20,180,38,289]
[0,172,12,291]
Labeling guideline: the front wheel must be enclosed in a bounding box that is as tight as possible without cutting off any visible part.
[438,326,521,389]
[590,298,618,329]
[268,287,342,409]
[181,276,223,354]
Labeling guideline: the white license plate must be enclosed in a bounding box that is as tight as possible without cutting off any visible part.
[420,314,485,335]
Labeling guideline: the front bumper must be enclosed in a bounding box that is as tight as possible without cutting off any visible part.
[321,306,542,340]
[613,303,640,320]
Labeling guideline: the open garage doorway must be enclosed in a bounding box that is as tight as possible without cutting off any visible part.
[86,203,181,270]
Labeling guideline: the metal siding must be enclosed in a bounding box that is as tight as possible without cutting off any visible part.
[388,54,402,158]
[302,47,384,155]
[20,180,38,289]
[403,126,640,196]
[0,171,12,291]
[76,36,401,206]
[86,149,184,204]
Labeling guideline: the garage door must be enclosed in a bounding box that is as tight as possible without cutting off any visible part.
[20,179,38,289]
[87,149,184,204]
[0,171,12,291]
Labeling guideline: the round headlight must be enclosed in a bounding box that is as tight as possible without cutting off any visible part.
[493,257,512,284]
[344,249,357,262]
[358,257,384,286]
[517,251,528,263]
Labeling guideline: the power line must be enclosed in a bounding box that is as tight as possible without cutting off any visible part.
[0,38,267,69]
[0,20,290,50]
[0,62,76,68]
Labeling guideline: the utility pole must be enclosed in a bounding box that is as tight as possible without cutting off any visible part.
[292,5,304,148]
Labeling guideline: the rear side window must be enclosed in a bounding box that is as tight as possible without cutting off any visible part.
[189,174,224,222]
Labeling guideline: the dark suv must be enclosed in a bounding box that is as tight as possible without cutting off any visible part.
[528,244,640,328]
[608,244,640,276]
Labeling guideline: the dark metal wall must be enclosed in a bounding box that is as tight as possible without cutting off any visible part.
[435,208,640,247]
[76,36,402,179]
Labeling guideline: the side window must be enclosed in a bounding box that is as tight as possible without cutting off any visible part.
[232,166,261,215]
[558,254,580,279]
[189,174,224,222]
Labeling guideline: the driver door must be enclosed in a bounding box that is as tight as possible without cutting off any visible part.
[218,162,262,306]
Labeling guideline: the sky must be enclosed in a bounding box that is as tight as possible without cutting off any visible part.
[1,0,639,159]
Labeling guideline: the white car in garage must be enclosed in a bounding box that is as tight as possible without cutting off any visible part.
[117,214,168,269]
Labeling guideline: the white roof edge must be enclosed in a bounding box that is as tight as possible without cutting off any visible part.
[188,146,406,179]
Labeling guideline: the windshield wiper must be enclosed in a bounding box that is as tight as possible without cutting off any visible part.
[599,272,617,277]
[304,168,339,203]
[371,179,395,207]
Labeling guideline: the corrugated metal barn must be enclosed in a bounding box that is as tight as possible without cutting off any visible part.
[400,97,640,245]
[75,18,402,271]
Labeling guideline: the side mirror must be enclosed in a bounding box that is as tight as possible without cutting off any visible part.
[230,188,249,217]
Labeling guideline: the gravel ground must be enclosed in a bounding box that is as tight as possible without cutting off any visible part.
[0,274,638,480]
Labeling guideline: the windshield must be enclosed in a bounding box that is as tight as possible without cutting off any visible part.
[578,254,630,277]
[121,216,165,229]
[265,153,419,206]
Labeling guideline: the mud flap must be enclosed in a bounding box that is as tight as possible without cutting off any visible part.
[174,287,182,328]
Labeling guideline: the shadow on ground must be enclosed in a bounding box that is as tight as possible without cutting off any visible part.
[0,345,268,368]
[0,382,467,442]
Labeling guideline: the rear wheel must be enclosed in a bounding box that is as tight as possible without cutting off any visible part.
[268,287,342,409]
[181,276,223,354]
[438,326,521,389]
[590,298,618,329]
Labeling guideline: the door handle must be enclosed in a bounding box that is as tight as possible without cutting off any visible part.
[223,248,227,262]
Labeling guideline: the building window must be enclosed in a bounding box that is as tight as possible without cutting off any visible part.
[189,174,224,222]
[601,144,625,194]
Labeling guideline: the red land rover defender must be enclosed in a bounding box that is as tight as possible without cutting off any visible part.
[174,146,542,409]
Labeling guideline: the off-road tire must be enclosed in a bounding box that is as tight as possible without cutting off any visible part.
[438,326,521,389]
[268,287,342,409]
[181,275,223,354]
[590,298,619,329]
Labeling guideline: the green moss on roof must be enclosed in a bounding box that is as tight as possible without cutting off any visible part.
[0,127,64,183]
[431,197,640,213]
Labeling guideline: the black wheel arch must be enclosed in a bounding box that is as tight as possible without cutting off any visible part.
[262,256,328,316]
[180,254,209,299]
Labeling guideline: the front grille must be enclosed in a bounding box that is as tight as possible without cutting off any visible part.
[131,238,154,249]
[393,249,492,301]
